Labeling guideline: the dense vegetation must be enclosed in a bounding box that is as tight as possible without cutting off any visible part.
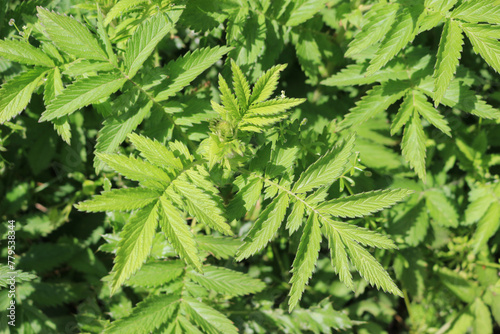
[0,0,499,333]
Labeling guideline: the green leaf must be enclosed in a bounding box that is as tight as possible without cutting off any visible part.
[245,98,305,116]
[293,134,355,193]
[328,220,398,250]
[231,59,250,110]
[39,72,126,121]
[195,236,241,260]
[433,19,464,106]
[286,0,329,26]
[425,190,459,227]
[128,133,183,171]
[471,202,500,254]
[338,82,408,130]
[323,221,353,290]
[94,91,153,172]
[462,23,500,73]
[401,111,427,181]
[413,90,452,136]
[75,188,161,212]
[0,39,54,67]
[159,195,203,272]
[125,13,178,78]
[286,201,305,234]
[104,0,149,25]
[343,237,403,296]
[37,7,108,61]
[391,92,414,135]
[438,267,479,303]
[97,153,171,189]
[182,297,238,334]
[249,64,287,105]
[104,294,179,334]
[218,73,239,118]
[236,192,289,261]
[366,5,423,76]
[173,178,233,236]
[345,3,399,57]
[452,0,500,24]
[153,46,231,101]
[321,63,408,87]
[472,298,493,334]
[227,175,263,220]
[96,4,117,65]
[0,68,47,124]
[126,261,184,287]
[187,265,265,296]
[318,188,412,218]
[288,213,321,312]
[111,202,160,293]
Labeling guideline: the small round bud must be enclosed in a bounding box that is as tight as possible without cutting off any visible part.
[8,19,15,26]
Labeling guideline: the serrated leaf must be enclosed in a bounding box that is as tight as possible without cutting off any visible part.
[0,68,47,123]
[182,297,238,334]
[391,92,414,135]
[159,195,203,272]
[329,220,398,250]
[173,178,232,236]
[195,236,241,260]
[125,13,178,78]
[126,261,184,287]
[452,0,500,24]
[343,237,402,296]
[472,297,493,334]
[94,91,153,172]
[236,192,289,260]
[288,213,321,312]
[366,5,423,76]
[293,134,355,193]
[425,189,459,227]
[104,0,148,25]
[318,188,412,218]
[433,19,463,106]
[187,266,265,296]
[37,7,108,61]
[401,111,427,180]
[286,200,305,234]
[286,0,328,26]
[249,64,287,105]
[97,153,171,189]
[39,72,126,121]
[338,82,408,130]
[0,39,54,67]
[231,59,250,110]
[104,294,179,334]
[75,188,161,212]
[321,63,408,87]
[471,202,500,254]
[323,221,353,290]
[153,46,231,101]
[227,175,263,220]
[413,90,451,136]
[218,73,239,117]
[128,133,183,170]
[345,3,399,57]
[462,23,500,73]
[111,202,160,293]
[246,98,305,116]
[97,4,117,65]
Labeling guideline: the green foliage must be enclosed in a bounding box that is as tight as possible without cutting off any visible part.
[2,0,500,332]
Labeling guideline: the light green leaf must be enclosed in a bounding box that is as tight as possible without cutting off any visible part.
[438,267,479,303]
[338,82,408,130]
[246,98,305,116]
[249,64,287,105]
[126,261,184,287]
[128,133,183,170]
[159,195,203,272]
[39,72,126,121]
[97,4,117,65]
[391,92,414,135]
[472,297,493,334]
[75,188,161,212]
[413,90,452,136]
[227,175,263,220]
[343,237,403,296]
[433,19,464,106]
[452,0,500,24]
[182,297,238,334]
[0,39,54,67]
[153,46,231,102]
[231,59,250,110]
[187,265,265,296]
[293,134,355,193]
[366,5,422,76]
[125,13,178,78]
[288,213,322,312]
[318,188,412,218]
[0,68,47,124]
[195,236,241,260]
[37,7,108,61]
[111,202,160,293]
[104,0,149,25]
[236,192,289,260]
[321,63,408,87]
[218,73,239,118]
[328,220,398,250]
[401,111,427,181]
[104,294,179,334]
[462,24,500,73]
[345,3,399,57]
[286,201,305,234]
[286,0,329,26]
[323,221,353,290]
[425,190,459,227]
[471,202,500,254]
